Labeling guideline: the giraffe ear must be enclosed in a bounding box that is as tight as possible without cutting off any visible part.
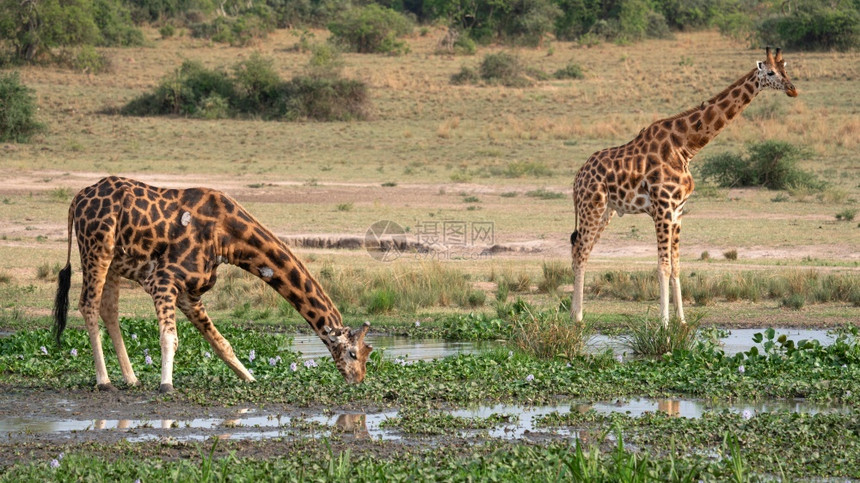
[756,61,765,71]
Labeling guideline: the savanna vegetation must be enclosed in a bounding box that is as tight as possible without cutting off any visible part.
[0,0,858,477]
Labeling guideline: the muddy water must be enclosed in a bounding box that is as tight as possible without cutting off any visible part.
[1,397,847,444]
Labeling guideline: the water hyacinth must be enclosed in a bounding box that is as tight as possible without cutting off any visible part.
[249,349,256,363]
[290,362,298,372]
[50,459,59,469]
[269,356,281,366]
[414,320,420,327]
[303,359,317,368]
[40,346,48,355]
[742,409,753,420]
[131,333,138,340]
[58,452,64,461]
[69,349,77,357]
[204,351,212,358]
[145,355,153,365]
[525,374,534,382]
[738,365,745,374]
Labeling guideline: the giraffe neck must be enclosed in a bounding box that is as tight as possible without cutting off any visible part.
[667,69,761,159]
[221,215,344,345]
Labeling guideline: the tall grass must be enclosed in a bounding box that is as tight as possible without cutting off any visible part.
[508,306,592,360]
[318,261,477,313]
[590,269,859,306]
[620,313,701,356]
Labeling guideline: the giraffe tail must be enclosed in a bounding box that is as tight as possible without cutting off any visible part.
[52,203,74,347]
[570,182,579,246]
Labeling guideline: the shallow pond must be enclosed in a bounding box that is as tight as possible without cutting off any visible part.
[1,396,848,444]
[293,328,837,361]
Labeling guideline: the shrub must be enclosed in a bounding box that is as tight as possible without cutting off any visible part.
[508,307,591,360]
[450,66,480,85]
[159,24,176,39]
[305,43,343,79]
[190,7,276,46]
[553,62,584,80]
[723,249,738,261]
[699,141,826,191]
[480,52,531,87]
[757,2,859,51]
[120,56,370,122]
[280,76,369,121]
[835,209,857,222]
[328,4,413,54]
[0,72,45,142]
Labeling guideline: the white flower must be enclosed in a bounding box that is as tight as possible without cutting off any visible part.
[738,365,745,374]
[249,369,253,375]
[204,351,211,358]
[40,346,48,355]
[248,349,256,362]
[50,459,59,469]
[131,333,138,340]
[290,362,298,372]
[303,359,317,368]
[508,351,513,358]
[414,321,420,327]
[566,363,572,368]
[525,374,534,382]
[268,357,278,366]
[145,355,153,365]
[70,349,77,357]
[742,409,752,420]
[615,354,623,363]
[58,452,64,461]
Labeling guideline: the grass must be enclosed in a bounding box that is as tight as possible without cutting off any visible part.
[620,314,701,356]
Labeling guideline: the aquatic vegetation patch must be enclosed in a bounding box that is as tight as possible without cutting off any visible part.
[1,321,858,407]
[536,409,860,478]
[379,409,513,435]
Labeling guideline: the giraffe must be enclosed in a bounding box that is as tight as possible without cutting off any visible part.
[570,47,797,325]
[53,176,372,393]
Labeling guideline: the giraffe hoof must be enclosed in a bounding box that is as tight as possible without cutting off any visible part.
[97,383,118,392]
[158,383,174,394]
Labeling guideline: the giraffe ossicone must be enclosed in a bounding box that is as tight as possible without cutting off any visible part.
[52,176,372,392]
[569,47,797,326]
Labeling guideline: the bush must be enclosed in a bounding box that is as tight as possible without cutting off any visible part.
[328,4,413,54]
[280,76,370,121]
[121,57,370,122]
[190,7,277,46]
[699,141,826,191]
[553,62,584,79]
[757,2,859,51]
[0,72,45,142]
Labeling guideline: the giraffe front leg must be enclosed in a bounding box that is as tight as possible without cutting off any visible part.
[101,273,139,387]
[150,282,180,393]
[670,223,686,324]
[654,216,673,327]
[570,202,613,324]
[177,295,255,382]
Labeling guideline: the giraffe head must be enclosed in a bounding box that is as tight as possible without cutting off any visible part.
[323,322,373,383]
[757,47,798,97]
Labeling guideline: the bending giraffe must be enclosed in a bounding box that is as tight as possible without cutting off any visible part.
[570,47,797,325]
[53,176,372,393]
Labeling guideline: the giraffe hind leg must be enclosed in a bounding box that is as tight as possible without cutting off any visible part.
[670,223,686,323]
[79,256,116,391]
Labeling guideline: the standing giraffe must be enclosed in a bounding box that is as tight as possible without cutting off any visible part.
[570,48,797,325]
[53,176,372,393]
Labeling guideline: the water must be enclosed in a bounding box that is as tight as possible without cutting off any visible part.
[1,397,848,443]
[293,333,492,361]
[294,328,837,361]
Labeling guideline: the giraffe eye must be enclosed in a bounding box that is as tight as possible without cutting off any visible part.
[767,71,775,76]
[349,351,357,359]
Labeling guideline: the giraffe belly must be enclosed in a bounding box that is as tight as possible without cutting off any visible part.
[109,252,156,285]
[609,194,651,216]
